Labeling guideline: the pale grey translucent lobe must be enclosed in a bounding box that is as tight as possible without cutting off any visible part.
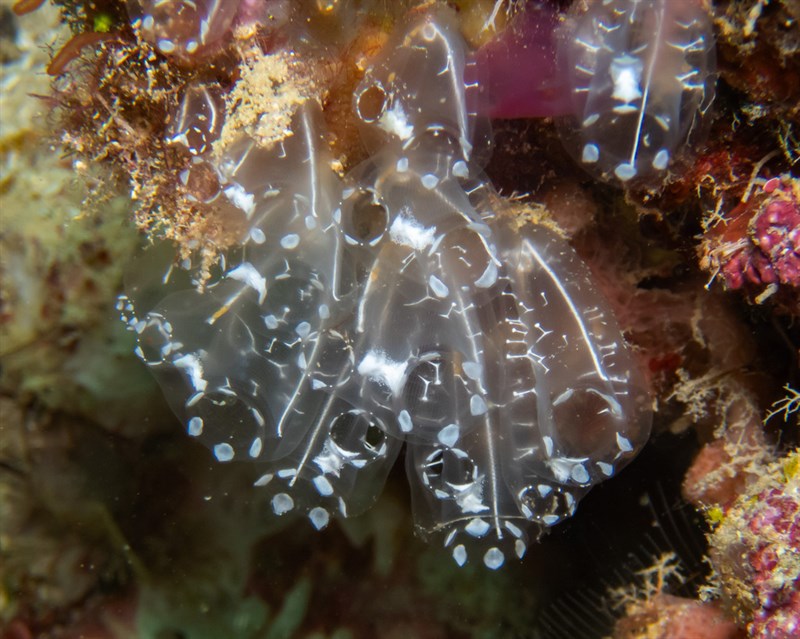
[121,9,652,568]
[122,103,399,523]
[352,8,491,164]
[556,0,716,183]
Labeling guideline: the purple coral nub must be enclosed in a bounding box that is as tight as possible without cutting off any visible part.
[717,181,800,293]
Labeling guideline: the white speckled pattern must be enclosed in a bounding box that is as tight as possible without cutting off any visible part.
[119,9,652,569]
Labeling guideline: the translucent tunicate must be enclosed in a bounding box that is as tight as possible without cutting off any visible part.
[556,0,716,183]
[127,0,242,59]
[167,84,225,156]
[122,8,652,569]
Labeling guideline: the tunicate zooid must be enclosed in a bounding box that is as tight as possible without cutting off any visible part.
[556,0,716,183]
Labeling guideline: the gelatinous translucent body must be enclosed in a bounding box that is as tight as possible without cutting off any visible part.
[557,0,716,183]
[167,84,225,156]
[127,0,242,59]
[353,11,489,162]
[121,9,652,569]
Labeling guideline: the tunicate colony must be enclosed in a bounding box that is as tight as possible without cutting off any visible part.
[120,1,716,567]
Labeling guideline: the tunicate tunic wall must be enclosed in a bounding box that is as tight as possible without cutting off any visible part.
[121,8,653,569]
[556,0,716,183]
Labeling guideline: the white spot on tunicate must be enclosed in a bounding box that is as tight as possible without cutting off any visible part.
[396,157,409,172]
[305,215,317,229]
[597,461,614,476]
[548,456,589,483]
[474,260,498,288]
[610,54,643,103]
[142,15,154,30]
[453,544,467,566]
[444,529,457,547]
[308,507,330,530]
[505,521,523,538]
[314,449,346,477]
[186,40,198,54]
[214,443,234,462]
[264,314,279,330]
[379,101,414,140]
[311,379,327,390]
[652,149,670,170]
[465,518,490,537]
[429,275,450,298]
[318,304,330,319]
[484,547,505,570]
[313,475,334,496]
[538,484,552,497]
[250,407,264,427]
[254,473,273,486]
[582,113,600,127]
[615,163,637,181]
[227,262,267,304]
[297,352,307,369]
[250,228,266,244]
[543,514,560,525]
[158,39,176,54]
[277,469,296,479]
[462,361,482,381]
[398,410,413,433]
[421,174,439,190]
[188,417,204,437]
[357,350,406,396]
[552,388,574,406]
[271,493,294,515]
[438,423,460,448]
[249,437,263,458]
[223,184,255,217]
[543,436,554,457]
[295,321,311,338]
[452,160,469,178]
[571,463,590,484]
[389,212,436,251]
[589,389,623,417]
[617,433,634,452]
[515,540,527,559]
[470,394,488,416]
[582,143,600,163]
[280,234,300,250]
[173,354,207,393]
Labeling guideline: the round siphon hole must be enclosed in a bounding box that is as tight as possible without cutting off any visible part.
[329,409,386,462]
[343,191,388,243]
[421,448,476,496]
[551,386,621,457]
[356,84,386,122]
[363,422,385,451]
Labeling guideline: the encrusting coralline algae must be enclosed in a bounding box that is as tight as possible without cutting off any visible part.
[120,9,652,569]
